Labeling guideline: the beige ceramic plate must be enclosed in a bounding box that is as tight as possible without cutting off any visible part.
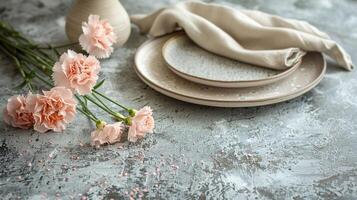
[134,35,326,107]
[162,34,300,88]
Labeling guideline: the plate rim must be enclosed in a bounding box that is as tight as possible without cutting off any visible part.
[134,35,326,105]
[134,69,325,107]
[162,33,301,87]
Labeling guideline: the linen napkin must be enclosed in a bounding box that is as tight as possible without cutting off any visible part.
[131,1,353,71]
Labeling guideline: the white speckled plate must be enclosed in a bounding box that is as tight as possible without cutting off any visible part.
[162,34,300,88]
[134,34,326,107]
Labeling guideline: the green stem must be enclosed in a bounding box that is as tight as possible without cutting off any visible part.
[38,42,79,49]
[18,54,52,76]
[91,92,126,121]
[0,34,54,67]
[0,44,23,75]
[76,108,97,123]
[75,95,98,121]
[84,95,117,118]
[0,36,53,73]
[46,45,60,57]
[91,92,114,115]
[19,47,53,69]
[22,64,53,86]
[93,90,130,111]
[0,44,34,91]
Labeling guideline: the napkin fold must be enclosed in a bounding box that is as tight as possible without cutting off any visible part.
[131,1,353,71]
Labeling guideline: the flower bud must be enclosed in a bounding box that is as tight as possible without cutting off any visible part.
[128,109,137,117]
[96,120,107,130]
[124,117,132,125]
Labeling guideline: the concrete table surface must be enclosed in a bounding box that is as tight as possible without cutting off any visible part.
[0,0,357,199]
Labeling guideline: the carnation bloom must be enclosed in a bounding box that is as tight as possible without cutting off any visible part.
[53,50,100,95]
[79,14,117,59]
[91,122,124,146]
[3,94,34,129]
[128,106,155,142]
[27,87,77,133]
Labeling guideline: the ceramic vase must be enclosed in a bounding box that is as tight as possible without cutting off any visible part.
[65,0,131,47]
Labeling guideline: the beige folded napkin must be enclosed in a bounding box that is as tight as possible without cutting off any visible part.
[131,1,353,71]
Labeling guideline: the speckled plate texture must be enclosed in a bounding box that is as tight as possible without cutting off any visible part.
[135,34,326,107]
[162,34,300,88]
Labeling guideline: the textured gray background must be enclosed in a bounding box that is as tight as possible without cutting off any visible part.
[1,0,357,199]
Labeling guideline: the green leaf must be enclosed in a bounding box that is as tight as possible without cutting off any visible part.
[93,79,105,90]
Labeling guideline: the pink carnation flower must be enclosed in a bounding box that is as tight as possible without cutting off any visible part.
[128,106,155,143]
[3,94,34,129]
[91,122,124,146]
[79,14,117,59]
[53,50,100,95]
[27,87,77,133]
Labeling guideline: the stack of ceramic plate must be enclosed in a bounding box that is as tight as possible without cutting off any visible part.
[134,33,326,107]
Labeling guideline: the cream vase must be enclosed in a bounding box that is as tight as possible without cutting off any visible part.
[65,0,131,47]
